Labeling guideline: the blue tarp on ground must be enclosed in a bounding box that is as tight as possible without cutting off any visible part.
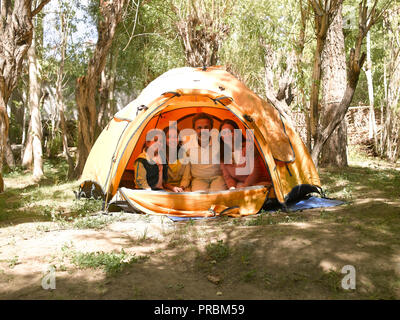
[286,196,344,211]
[167,196,344,222]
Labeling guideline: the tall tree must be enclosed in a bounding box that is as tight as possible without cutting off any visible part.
[172,0,230,67]
[319,2,348,167]
[0,0,50,192]
[378,5,400,162]
[308,0,342,145]
[56,3,75,178]
[74,0,128,177]
[98,49,118,132]
[311,0,391,165]
[261,0,310,127]
[219,0,306,126]
[22,11,44,179]
[364,20,378,143]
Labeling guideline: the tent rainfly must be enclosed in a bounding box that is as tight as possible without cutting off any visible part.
[78,66,321,217]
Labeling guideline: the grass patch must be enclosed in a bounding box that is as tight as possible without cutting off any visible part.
[317,269,344,293]
[71,249,149,275]
[72,214,117,230]
[205,240,230,262]
[71,199,103,216]
[7,256,20,268]
[241,269,257,283]
[245,213,309,226]
[47,199,110,229]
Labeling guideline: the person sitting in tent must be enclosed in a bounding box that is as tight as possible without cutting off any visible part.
[181,112,226,192]
[162,125,190,192]
[219,119,270,189]
[133,132,168,190]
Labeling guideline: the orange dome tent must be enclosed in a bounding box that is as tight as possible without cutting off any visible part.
[78,66,321,217]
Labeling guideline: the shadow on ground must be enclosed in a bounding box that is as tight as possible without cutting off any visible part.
[0,158,399,299]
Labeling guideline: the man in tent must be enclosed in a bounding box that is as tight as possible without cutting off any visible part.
[180,113,226,192]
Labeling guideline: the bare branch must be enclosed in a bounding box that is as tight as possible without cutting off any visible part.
[1,0,11,20]
[31,0,51,17]
[122,0,140,51]
[366,0,378,22]
[311,0,324,15]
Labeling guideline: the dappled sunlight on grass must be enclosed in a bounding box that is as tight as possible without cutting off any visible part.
[0,159,102,227]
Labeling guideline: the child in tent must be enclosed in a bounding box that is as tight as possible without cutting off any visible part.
[162,125,191,192]
[134,132,168,190]
[219,119,270,189]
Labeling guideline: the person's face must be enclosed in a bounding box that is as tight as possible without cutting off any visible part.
[147,135,161,153]
[194,118,212,142]
[220,123,235,146]
[166,128,178,149]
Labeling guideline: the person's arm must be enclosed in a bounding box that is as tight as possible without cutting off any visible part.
[179,163,191,189]
[243,156,263,187]
[134,160,151,190]
[153,164,164,190]
[164,183,184,192]
[221,163,237,189]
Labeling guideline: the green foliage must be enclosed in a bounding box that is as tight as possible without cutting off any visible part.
[71,249,148,275]
[7,256,20,269]
[241,269,257,283]
[113,0,185,96]
[46,130,63,159]
[205,240,230,262]
[317,269,343,293]
[6,0,400,169]
[8,102,24,144]
[72,214,118,230]
[220,0,308,98]
[71,199,103,215]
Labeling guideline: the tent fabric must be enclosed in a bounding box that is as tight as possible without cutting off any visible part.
[113,185,270,217]
[79,66,321,217]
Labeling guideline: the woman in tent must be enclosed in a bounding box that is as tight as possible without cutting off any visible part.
[162,125,190,192]
[219,119,270,189]
[134,133,168,190]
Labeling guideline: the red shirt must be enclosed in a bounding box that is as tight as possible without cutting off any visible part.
[220,150,270,188]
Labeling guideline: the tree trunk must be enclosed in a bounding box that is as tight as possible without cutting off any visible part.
[309,31,326,143]
[0,0,50,192]
[0,96,8,192]
[56,9,74,179]
[308,0,343,145]
[22,120,33,167]
[320,121,348,167]
[107,51,118,119]
[311,0,382,166]
[320,3,348,167]
[262,44,295,125]
[27,24,43,179]
[98,69,109,133]
[378,9,400,161]
[98,50,118,131]
[74,0,127,178]
[364,29,377,142]
[21,87,28,159]
[4,138,15,168]
[173,0,229,67]
[298,0,311,150]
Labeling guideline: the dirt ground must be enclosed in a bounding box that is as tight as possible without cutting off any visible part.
[0,150,399,300]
